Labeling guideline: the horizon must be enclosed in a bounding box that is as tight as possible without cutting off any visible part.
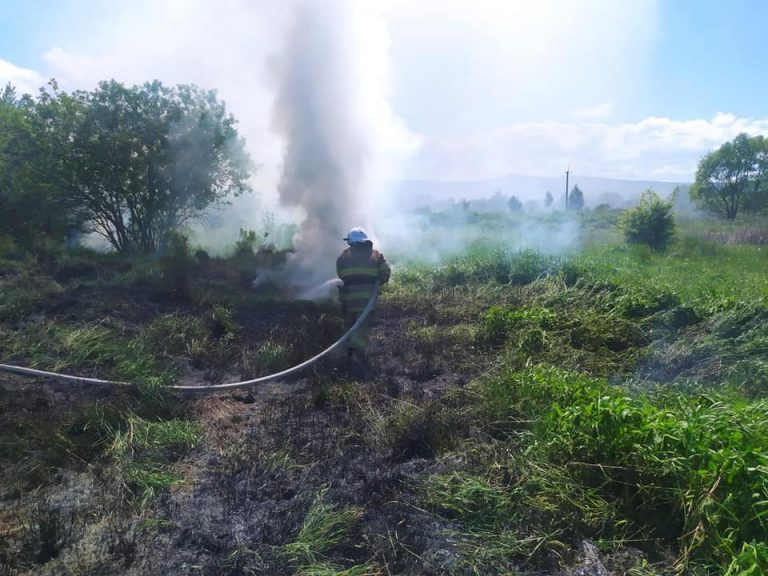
[392,172,693,185]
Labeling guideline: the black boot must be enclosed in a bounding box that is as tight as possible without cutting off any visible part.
[348,349,370,381]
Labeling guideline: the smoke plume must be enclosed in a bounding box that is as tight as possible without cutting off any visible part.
[271,0,382,288]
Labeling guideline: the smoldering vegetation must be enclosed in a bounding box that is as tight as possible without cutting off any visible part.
[2,2,767,574]
[270,0,390,290]
[2,211,768,575]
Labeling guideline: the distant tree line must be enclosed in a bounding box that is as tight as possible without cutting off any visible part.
[0,80,252,255]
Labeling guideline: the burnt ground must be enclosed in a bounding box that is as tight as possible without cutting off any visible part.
[0,265,635,576]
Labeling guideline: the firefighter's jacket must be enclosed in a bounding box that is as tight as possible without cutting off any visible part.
[336,241,391,313]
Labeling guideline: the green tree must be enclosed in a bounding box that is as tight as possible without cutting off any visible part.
[690,133,768,219]
[544,190,553,209]
[568,185,584,211]
[0,83,73,252]
[508,195,522,212]
[39,80,253,253]
[620,190,676,250]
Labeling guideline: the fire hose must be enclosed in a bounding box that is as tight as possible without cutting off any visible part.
[0,281,379,392]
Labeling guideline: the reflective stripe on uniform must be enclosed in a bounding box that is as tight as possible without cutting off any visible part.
[340,285,375,312]
[338,267,380,279]
[337,246,387,314]
[340,286,375,299]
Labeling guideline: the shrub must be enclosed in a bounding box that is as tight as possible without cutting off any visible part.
[620,190,676,250]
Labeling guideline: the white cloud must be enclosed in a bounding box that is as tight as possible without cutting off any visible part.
[406,113,768,182]
[0,58,45,95]
[383,0,660,134]
[42,47,117,88]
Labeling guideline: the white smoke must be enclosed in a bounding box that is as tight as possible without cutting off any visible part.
[271,0,415,289]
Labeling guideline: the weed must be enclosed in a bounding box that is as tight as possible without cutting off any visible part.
[139,517,179,532]
[0,320,176,391]
[142,311,236,371]
[246,340,291,375]
[322,380,366,410]
[121,461,184,504]
[77,406,201,504]
[108,414,202,458]
[539,372,768,567]
[107,414,201,501]
[431,244,558,289]
[724,541,768,576]
[295,562,382,576]
[367,400,463,460]
[478,306,556,347]
[283,488,363,566]
[423,459,620,570]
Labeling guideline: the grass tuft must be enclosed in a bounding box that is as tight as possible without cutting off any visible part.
[283,488,363,567]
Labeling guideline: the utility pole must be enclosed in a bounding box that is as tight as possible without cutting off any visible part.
[565,166,570,211]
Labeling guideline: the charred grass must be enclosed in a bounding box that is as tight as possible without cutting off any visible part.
[1,224,768,574]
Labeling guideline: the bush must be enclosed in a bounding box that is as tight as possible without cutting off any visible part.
[620,190,676,250]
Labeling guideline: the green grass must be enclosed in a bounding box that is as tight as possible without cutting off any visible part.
[391,241,560,292]
[436,364,768,573]
[0,260,63,321]
[366,399,462,460]
[570,237,768,311]
[294,563,382,576]
[252,340,292,373]
[0,321,175,386]
[423,460,621,571]
[87,407,203,504]
[390,226,768,573]
[724,541,768,576]
[107,413,202,457]
[540,378,768,568]
[121,461,185,503]
[3,214,768,573]
[283,488,363,568]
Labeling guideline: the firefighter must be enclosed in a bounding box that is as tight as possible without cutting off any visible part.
[337,227,391,378]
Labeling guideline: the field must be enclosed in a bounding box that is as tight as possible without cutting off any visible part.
[1,212,767,575]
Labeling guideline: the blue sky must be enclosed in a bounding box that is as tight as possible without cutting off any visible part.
[1,0,768,183]
[650,0,768,121]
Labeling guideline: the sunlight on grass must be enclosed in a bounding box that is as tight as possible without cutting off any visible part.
[573,239,768,309]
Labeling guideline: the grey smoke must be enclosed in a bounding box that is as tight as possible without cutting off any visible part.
[271,0,373,288]
[266,0,595,288]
